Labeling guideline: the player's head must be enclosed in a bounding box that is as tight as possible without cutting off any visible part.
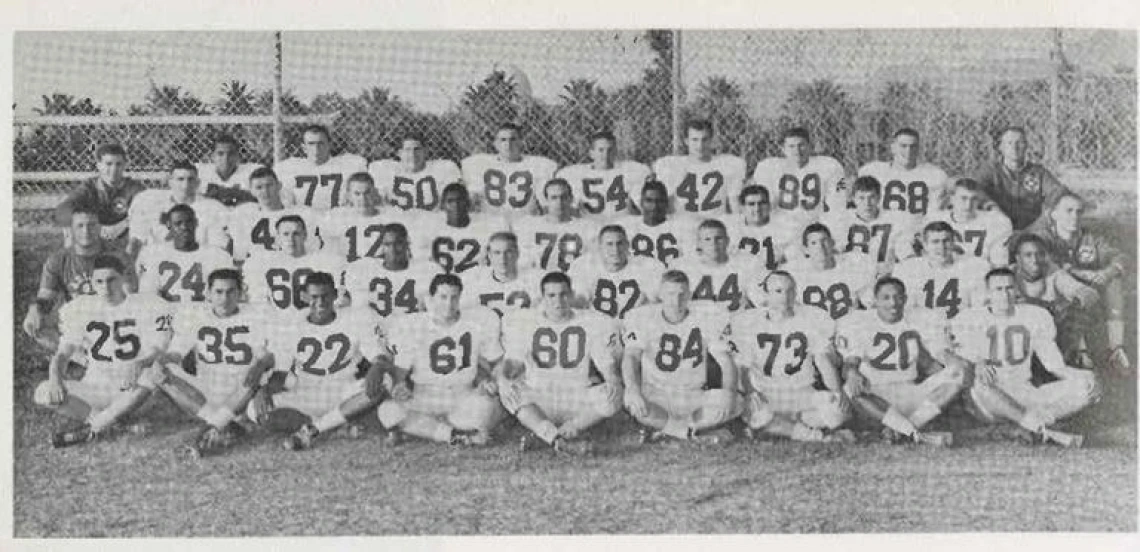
[539,271,574,318]
[303,271,338,321]
[379,223,411,267]
[950,178,983,216]
[248,167,281,204]
[206,268,244,314]
[1049,192,1084,233]
[802,222,835,261]
[494,122,523,160]
[640,179,669,222]
[441,182,471,219]
[760,270,797,312]
[659,270,691,313]
[427,273,463,320]
[168,160,200,199]
[94,143,127,184]
[91,254,128,300]
[397,134,428,169]
[275,215,308,256]
[68,199,103,248]
[301,124,332,163]
[543,178,573,219]
[1011,233,1050,279]
[684,119,714,159]
[598,224,630,268]
[738,185,771,225]
[162,203,199,249]
[211,134,241,171]
[922,221,956,262]
[781,127,812,164]
[345,172,378,210]
[891,128,921,168]
[486,231,520,274]
[696,219,729,262]
[984,267,1018,313]
[996,126,1027,167]
[588,131,617,166]
[851,175,882,217]
[872,277,907,323]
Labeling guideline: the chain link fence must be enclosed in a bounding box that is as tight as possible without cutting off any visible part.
[12,29,1136,229]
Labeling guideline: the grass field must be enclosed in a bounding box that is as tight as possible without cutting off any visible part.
[10,214,1138,536]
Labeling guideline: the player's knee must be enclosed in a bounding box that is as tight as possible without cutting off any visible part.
[744,392,774,429]
[33,380,64,408]
[376,400,408,428]
[702,388,738,425]
[453,392,503,430]
[590,383,622,418]
[964,386,1000,424]
[813,391,850,430]
[941,361,969,390]
[136,364,166,391]
[1071,371,1100,403]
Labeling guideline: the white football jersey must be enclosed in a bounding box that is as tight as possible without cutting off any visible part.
[167,303,272,376]
[410,212,509,275]
[368,159,461,213]
[512,215,594,273]
[750,155,846,223]
[460,153,559,218]
[836,308,949,385]
[724,215,801,271]
[669,254,762,312]
[858,161,950,226]
[923,209,1014,266]
[315,208,395,264]
[652,154,747,215]
[274,153,368,211]
[502,308,621,388]
[729,307,834,391]
[623,303,732,391]
[622,214,702,266]
[386,307,504,388]
[227,204,325,262]
[195,162,263,191]
[819,208,917,264]
[892,255,990,320]
[568,254,666,319]
[950,304,1059,386]
[781,252,877,321]
[555,161,650,220]
[136,244,233,304]
[460,266,542,317]
[243,249,345,312]
[127,190,230,249]
[59,294,173,374]
[270,307,381,385]
[343,258,443,318]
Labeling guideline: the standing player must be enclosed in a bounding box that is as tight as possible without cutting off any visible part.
[731,271,851,442]
[954,268,1100,447]
[500,273,623,454]
[623,180,701,265]
[512,178,593,273]
[782,223,877,321]
[136,205,233,305]
[343,223,443,318]
[725,185,801,271]
[923,178,1013,266]
[750,127,847,224]
[250,272,388,451]
[34,256,170,447]
[555,131,649,220]
[461,122,558,218]
[127,161,230,253]
[892,221,990,321]
[243,215,344,313]
[820,175,916,269]
[668,219,762,312]
[377,274,506,446]
[622,271,739,445]
[228,167,323,262]
[461,232,543,317]
[54,143,146,250]
[836,277,968,445]
[157,269,273,457]
[274,125,368,211]
[196,134,263,207]
[652,120,747,215]
[973,126,1071,231]
[369,133,461,213]
[317,172,390,264]
[413,183,509,275]
[568,225,665,320]
[1009,233,1099,366]
[859,128,950,227]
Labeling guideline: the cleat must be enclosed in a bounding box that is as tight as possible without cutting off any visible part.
[120,420,151,436]
[1041,428,1084,448]
[247,391,274,425]
[552,436,595,456]
[1009,425,1041,446]
[179,426,213,459]
[743,426,761,441]
[637,427,661,445]
[226,419,251,439]
[51,423,94,448]
[335,423,364,440]
[691,428,735,446]
[282,423,318,451]
[519,433,541,452]
[822,429,858,444]
[384,429,404,447]
[880,427,907,445]
[914,431,954,447]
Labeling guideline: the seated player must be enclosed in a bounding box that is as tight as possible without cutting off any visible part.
[858,128,950,227]
[750,127,848,225]
[623,179,701,265]
[135,205,233,304]
[892,221,989,321]
[128,161,230,254]
[513,178,593,273]
[668,219,762,312]
[724,185,801,271]
[954,268,1101,447]
[343,222,443,317]
[1009,233,1099,366]
[836,277,969,446]
[568,224,665,320]
[197,134,263,207]
[783,223,876,321]
[555,130,649,220]
[973,126,1071,231]
[923,178,1013,266]
[1028,192,1131,375]
[732,271,851,442]
[819,175,916,272]
[461,231,543,317]
[376,274,506,446]
[34,255,170,447]
[461,122,558,217]
[249,272,388,450]
[500,272,623,455]
[317,172,390,263]
[157,269,273,457]
[228,167,324,262]
[274,124,367,211]
[369,133,461,213]
[412,183,509,275]
[652,119,746,215]
[243,215,345,313]
[23,200,137,351]
[622,270,740,445]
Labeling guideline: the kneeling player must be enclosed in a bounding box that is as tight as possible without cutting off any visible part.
[837,277,970,446]
[377,274,506,446]
[621,270,740,445]
[500,272,623,454]
[732,271,852,442]
[157,269,273,457]
[954,268,1100,447]
[249,272,388,451]
[35,255,169,447]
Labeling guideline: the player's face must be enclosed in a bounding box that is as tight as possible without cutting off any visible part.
[168,168,199,198]
[494,129,522,160]
[1051,197,1082,233]
[924,230,954,262]
[302,131,331,164]
[951,187,979,215]
[398,139,427,169]
[545,182,572,218]
[686,128,713,159]
[1015,241,1047,279]
[306,283,337,321]
[599,230,629,266]
[379,231,409,265]
[208,278,242,314]
[541,281,573,318]
[659,280,689,313]
[428,283,462,320]
[212,142,239,171]
[167,210,198,248]
[487,238,518,273]
[588,138,615,167]
[697,226,729,261]
[874,283,906,323]
[277,221,307,256]
[641,188,668,221]
[804,231,834,261]
[741,193,770,225]
[91,268,124,300]
[782,136,810,165]
[97,154,126,184]
[987,274,1018,313]
[442,190,469,218]
[70,212,102,248]
[853,189,880,217]
[346,179,376,210]
[891,134,920,167]
[249,175,280,204]
[765,273,796,311]
[999,130,1027,167]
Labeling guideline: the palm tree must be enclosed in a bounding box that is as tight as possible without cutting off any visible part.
[215,81,257,115]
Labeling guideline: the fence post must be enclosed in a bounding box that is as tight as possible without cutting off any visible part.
[671,29,684,155]
[1047,29,1063,168]
[273,31,284,163]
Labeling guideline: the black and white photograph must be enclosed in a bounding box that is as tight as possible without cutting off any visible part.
[4,6,1138,542]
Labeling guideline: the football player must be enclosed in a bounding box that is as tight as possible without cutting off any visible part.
[858,128,950,226]
[623,179,701,265]
[892,221,990,320]
[156,268,272,457]
[973,126,1071,231]
[412,183,509,275]
[249,272,388,451]
[555,130,649,220]
[668,219,762,312]
[782,223,876,321]
[34,255,170,447]
[725,184,801,271]
[369,133,461,213]
[750,127,847,224]
[376,273,506,446]
[127,161,229,254]
[274,124,368,211]
[243,215,345,313]
[197,134,262,207]
[836,277,968,446]
[732,271,851,442]
[54,143,146,250]
[136,205,233,304]
[228,167,323,262]
[1009,233,1099,366]
[653,119,746,215]
[461,122,558,218]
[317,172,390,263]
[568,224,665,320]
[461,231,542,317]
[622,270,739,445]
[343,222,443,318]
[954,268,1100,447]
[513,178,593,273]
[500,272,623,455]
[923,178,1013,266]
[820,175,917,270]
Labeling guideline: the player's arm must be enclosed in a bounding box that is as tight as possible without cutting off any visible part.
[1051,269,1099,309]
[23,255,66,344]
[811,325,843,392]
[475,312,506,394]
[708,323,739,394]
[44,339,83,404]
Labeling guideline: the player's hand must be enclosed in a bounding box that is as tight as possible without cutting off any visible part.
[624,389,648,419]
[500,381,522,407]
[1088,270,1112,287]
[365,366,387,399]
[844,371,869,396]
[244,363,267,389]
[119,364,143,391]
[22,306,43,338]
[391,380,412,402]
[477,378,499,397]
[1109,348,1132,377]
[977,362,997,386]
[44,378,66,405]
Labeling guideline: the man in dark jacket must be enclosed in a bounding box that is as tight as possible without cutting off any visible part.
[973,127,1070,231]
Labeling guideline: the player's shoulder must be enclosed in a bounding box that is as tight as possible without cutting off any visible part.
[957,255,992,274]
[857,160,889,175]
[59,294,100,320]
[501,306,540,328]
[522,155,558,170]
[810,155,844,170]
[574,309,618,333]
[751,156,783,172]
[713,153,746,171]
[838,308,877,331]
[274,156,307,170]
[616,159,650,173]
[630,254,667,273]
[200,245,234,264]
[556,162,589,177]
[1013,303,1054,326]
[652,155,685,171]
[128,188,165,210]
[917,162,948,177]
[690,300,731,321]
[460,152,494,167]
[836,250,876,271]
[623,303,660,325]
[893,255,925,275]
[729,306,765,328]
[794,305,834,328]
[229,201,264,217]
[427,158,461,174]
[923,209,952,225]
[462,305,501,326]
[907,307,946,330]
[333,152,368,168]
[368,158,398,173]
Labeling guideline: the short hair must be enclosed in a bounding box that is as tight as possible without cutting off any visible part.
[893,128,920,141]
[94,143,126,160]
[697,218,727,235]
[207,268,243,289]
[641,179,668,199]
[441,182,468,202]
[347,171,374,187]
[874,276,906,296]
[922,221,956,238]
[381,223,408,244]
[304,271,336,290]
[429,273,463,296]
[275,214,306,233]
[738,184,769,205]
[540,271,572,293]
[487,231,519,249]
[169,160,198,175]
[212,134,239,149]
[985,267,1017,286]
[160,203,197,226]
[68,198,101,221]
[1051,191,1084,211]
[301,124,331,140]
[588,130,617,146]
[781,127,811,144]
[684,119,714,137]
[851,175,882,196]
[952,177,982,193]
[496,122,523,136]
[598,224,627,241]
[661,269,689,287]
[92,254,126,275]
[760,270,796,293]
[995,126,1027,146]
[1011,232,1048,257]
[801,222,832,246]
[249,166,278,183]
[398,132,427,147]
[543,178,572,199]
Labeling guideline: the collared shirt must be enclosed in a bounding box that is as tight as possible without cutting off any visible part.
[54,176,147,228]
[1027,220,1127,274]
[973,160,1068,231]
